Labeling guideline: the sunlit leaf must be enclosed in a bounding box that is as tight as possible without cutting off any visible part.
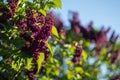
[85,41,90,48]
[75,67,84,74]
[100,48,107,55]
[12,59,20,71]
[42,76,47,80]
[82,50,88,62]
[40,9,46,16]
[52,26,59,38]
[53,0,62,8]
[66,60,73,67]
[60,33,65,39]
[67,70,74,79]
[26,57,32,70]
[84,72,91,77]
[49,57,54,63]
[55,69,59,76]
[47,43,54,56]
[37,52,45,71]
[111,65,115,70]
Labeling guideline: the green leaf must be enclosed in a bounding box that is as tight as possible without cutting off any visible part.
[47,43,54,56]
[42,76,47,80]
[49,57,54,63]
[37,52,45,71]
[45,2,55,10]
[55,69,59,76]
[12,61,18,71]
[12,38,25,48]
[67,70,74,79]
[66,60,73,67]
[60,33,65,39]
[84,72,91,77]
[85,41,90,48]
[12,59,21,71]
[40,9,46,16]
[53,0,62,8]
[82,50,88,62]
[52,26,59,38]
[75,67,84,74]
[26,57,32,70]
[101,48,107,55]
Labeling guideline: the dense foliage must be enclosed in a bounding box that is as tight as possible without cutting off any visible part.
[0,0,120,80]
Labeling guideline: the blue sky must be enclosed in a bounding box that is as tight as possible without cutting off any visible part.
[55,0,120,36]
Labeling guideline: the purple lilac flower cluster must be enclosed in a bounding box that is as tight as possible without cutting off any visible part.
[36,12,45,24]
[7,0,18,17]
[69,12,120,64]
[70,12,118,55]
[0,0,18,23]
[70,12,110,46]
[72,45,83,64]
[16,8,54,79]
[106,31,119,64]
[113,75,120,80]
[111,49,120,64]
[0,6,10,22]
[109,31,119,45]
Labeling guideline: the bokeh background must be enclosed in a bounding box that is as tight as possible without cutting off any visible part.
[53,1,120,80]
[54,0,120,35]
